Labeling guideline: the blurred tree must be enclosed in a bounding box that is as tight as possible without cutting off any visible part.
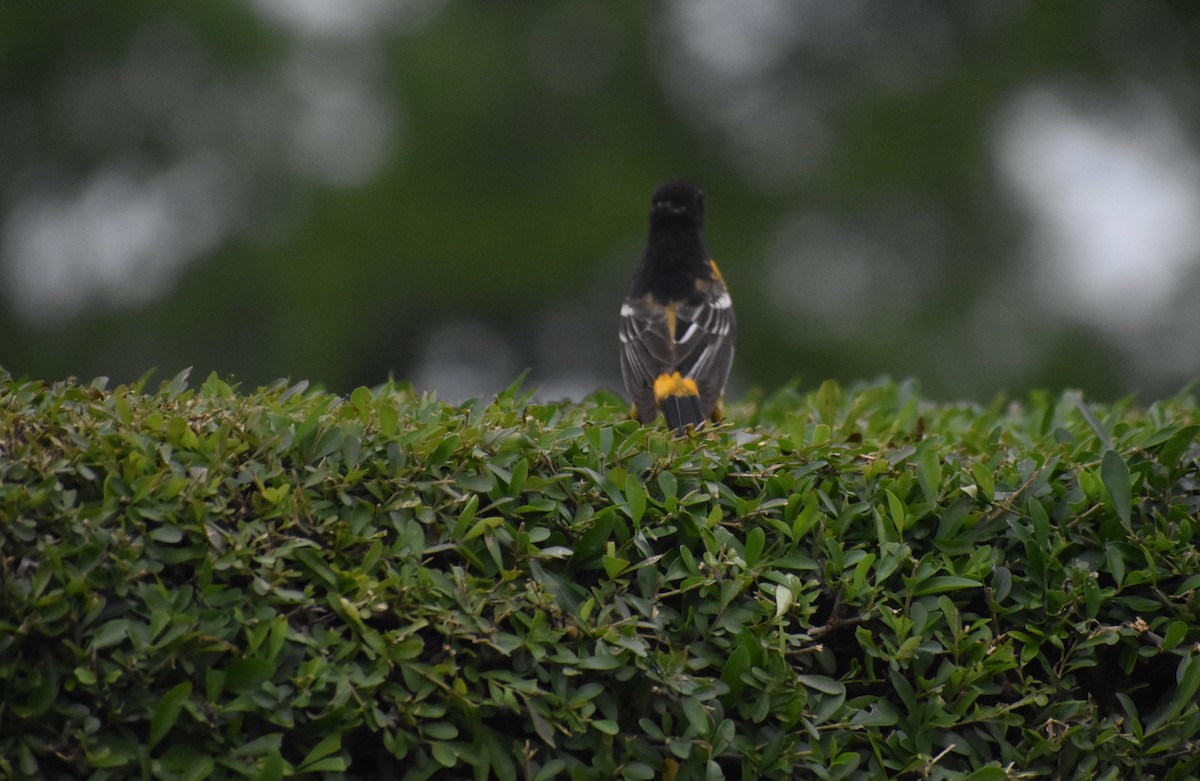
[2,1,1199,401]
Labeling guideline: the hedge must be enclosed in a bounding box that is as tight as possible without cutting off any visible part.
[1,368,1198,780]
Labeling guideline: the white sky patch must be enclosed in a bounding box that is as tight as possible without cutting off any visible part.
[657,0,831,185]
[994,84,1200,329]
[666,0,797,79]
[252,0,384,38]
[2,155,239,326]
[250,0,442,39]
[411,320,518,404]
[0,9,411,327]
[284,50,396,187]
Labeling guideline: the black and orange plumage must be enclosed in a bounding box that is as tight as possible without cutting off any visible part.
[619,180,736,431]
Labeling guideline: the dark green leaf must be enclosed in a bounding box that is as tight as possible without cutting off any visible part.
[743,526,765,567]
[798,675,845,696]
[224,658,276,693]
[1101,449,1132,526]
[623,473,646,525]
[911,576,982,596]
[1147,653,1200,734]
[299,733,342,771]
[149,681,192,748]
[719,645,751,697]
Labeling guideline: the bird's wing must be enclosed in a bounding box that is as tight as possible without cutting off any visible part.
[619,294,675,421]
[674,277,736,414]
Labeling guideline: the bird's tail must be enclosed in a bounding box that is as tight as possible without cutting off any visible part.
[654,372,705,432]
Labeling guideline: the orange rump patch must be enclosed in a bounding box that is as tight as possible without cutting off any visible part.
[653,372,699,402]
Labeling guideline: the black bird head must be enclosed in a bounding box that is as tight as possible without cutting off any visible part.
[649,180,704,228]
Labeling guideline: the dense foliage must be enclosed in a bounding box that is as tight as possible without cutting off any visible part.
[1,368,1199,780]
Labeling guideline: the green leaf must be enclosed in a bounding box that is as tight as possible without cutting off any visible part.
[292,394,333,458]
[720,645,751,697]
[1116,692,1143,741]
[911,576,982,596]
[964,767,1009,781]
[791,494,821,539]
[884,489,907,539]
[113,390,134,423]
[509,458,529,496]
[148,525,184,543]
[773,583,794,620]
[744,526,765,567]
[578,652,621,671]
[1101,449,1132,526]
[293,547,338,589]
[299,733,342,771]
[798,675,845,696]
[161,747,214,781]
[232,734,284,758]
[224,658,276,693]
[1147,653,1200,734]
[681,696,709,735]
[377,398,399,437]
[428,434,459,468]
[1105,545,1126,588]
[465,516,505,542]
[1176,573,1200,596]
[12,671,57,718]
[1162,620,1188,651]
[431,742,458,768]
[814,379,841,423]
[91,618,129,651]
[350,385,372,418]
[623,473,646,525]
[149,681,192,749]
[849,700,899,727]
[423,722,459,741]
[89,737,138,768]
[602,541,629,578]
[529,704,557,747]
[1071,393,1112,449]
[916,446,943,505]
[254,751,284,781]
[970,461,995,502]
[165,366,193,398]
[497,369,533,403]
[484,726,518,781]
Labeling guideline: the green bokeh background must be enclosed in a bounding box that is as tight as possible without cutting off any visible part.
[2,1,1199,402]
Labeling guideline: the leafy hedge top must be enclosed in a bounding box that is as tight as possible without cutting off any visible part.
[1,368,1199,780]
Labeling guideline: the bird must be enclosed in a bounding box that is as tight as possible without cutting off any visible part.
[619,180,736,432]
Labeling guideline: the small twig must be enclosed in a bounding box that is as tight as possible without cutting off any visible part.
[923,743,955,776]
[807,612,873,641]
